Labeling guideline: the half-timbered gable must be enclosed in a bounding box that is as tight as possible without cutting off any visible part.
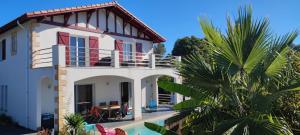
[0,2,164,43]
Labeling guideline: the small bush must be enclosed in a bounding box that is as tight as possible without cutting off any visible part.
[0,114,14,126]
[64,113,85,135]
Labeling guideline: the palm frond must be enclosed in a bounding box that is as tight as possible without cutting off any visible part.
[144,122,178,135]
[158,81,205,99]
[173,98,216,110]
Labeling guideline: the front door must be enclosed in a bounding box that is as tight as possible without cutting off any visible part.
[120,82,132,108]
[75,84,93,114]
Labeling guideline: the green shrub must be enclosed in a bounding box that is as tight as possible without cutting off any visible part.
[64,113,85,135]
[0,114,14,126]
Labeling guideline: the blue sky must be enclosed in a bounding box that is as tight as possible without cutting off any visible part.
[1,0,300,53]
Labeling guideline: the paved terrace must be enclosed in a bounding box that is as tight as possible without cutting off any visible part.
[102,110,176,129]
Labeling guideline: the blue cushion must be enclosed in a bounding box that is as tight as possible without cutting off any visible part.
[84,122,96,133]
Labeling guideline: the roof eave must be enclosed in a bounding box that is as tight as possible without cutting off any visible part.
[0,2,166,42]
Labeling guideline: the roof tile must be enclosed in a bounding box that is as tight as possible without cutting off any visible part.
[0,1,165,42]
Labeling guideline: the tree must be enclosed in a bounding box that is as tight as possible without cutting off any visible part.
[154,43,166,56]
[145,6,300,135]
[171,36,206,57]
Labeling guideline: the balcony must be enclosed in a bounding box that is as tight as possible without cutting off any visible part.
[32,45,181,69]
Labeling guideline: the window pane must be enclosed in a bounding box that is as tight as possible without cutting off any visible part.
[2,40,6,61]
[4,86,7,112]
[0,86,3,111]
[11,33,17,56]
[70,37,77,66]
[78,38,85,66]
[123,43,132,61]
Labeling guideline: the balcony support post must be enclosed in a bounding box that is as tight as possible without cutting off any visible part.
[149,53,156,69]
[133,79,142,120]
[175,56,181,63]
[112,50,120,68]
[52,45,66,67]
[52,45,66,131]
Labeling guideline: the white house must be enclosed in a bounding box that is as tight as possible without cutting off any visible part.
[0,1,182,131]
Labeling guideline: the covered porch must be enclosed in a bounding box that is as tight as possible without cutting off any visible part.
[73,75,171,123]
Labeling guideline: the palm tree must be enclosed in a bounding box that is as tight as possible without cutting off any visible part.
[145,6,300,135]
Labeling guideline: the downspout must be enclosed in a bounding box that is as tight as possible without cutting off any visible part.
[17,20,30,128]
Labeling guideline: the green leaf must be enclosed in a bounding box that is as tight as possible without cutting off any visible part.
[173,99,215,110]
[144,122,178,135]
[158,81,205,99]
[214,119,243,134]
[165,111,192,125]
[265,47,290,78]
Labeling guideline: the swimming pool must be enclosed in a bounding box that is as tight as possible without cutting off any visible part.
[124,119,164,135]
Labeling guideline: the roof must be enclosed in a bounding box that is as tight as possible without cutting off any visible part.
[0,1,166,42]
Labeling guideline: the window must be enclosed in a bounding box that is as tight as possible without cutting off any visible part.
[11,32,17,56]
[0,85,8,112]
[70,36,86,66]
[0,39,6,61]
[123,43,132,61]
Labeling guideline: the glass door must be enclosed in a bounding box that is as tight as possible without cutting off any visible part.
[120,82,132,108]
[75,85,93,114]
[122,43,132,62]
[70,36,86,66]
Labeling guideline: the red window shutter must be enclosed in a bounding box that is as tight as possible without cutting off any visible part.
[57,32,70,65]
[89,36,99,66]
[136,43,143,65]
[115,40,123,63]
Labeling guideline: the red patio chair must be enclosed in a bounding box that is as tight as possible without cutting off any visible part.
[87,106,106,123]
[115,128,128,135]
[96,124,116,135]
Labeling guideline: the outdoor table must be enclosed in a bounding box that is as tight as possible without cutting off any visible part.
[97,105,121,118]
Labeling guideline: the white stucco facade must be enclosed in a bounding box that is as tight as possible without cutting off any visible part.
[0,2,182,131]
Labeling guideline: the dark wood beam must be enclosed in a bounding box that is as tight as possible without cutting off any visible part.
[50,16,53,22]
[36,16,46,22]
[75,12,78,26]
[105,9,110,32]
[123,19,126,35]
[40,20,154,42]
[139,29,148,37]
[63,13,72,26]
[86,10,95,28]
[130,25,132,36]
[96,9,99,29]
[114,13,117,33]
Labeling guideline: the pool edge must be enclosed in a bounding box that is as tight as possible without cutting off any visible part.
[116,112,177,129]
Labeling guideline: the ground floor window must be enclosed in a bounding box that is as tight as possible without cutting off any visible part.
[0,85,8,112]
[75,84,93,114]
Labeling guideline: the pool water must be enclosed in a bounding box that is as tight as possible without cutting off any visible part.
[124,119,164,135]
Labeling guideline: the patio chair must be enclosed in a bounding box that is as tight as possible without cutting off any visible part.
[115,128,128,135]
[87,106,107,123]
[115,103,128,119]
[95,124,116,135]
[99,102,107,107]
[110,101,119,106]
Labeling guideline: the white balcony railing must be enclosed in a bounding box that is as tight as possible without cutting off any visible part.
[32,45,181,69]
[32,47,53,68]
